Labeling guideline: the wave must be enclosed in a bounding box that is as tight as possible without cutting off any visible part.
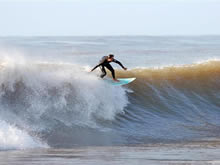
[0,56,129,149]
[114,60,220,143]
[0,56,220,149]
[117,60,220,102]
[117,59,220,113]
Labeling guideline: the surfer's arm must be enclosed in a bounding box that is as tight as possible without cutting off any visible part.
[113,59,127,70]
[91,64,101,72]
[91,57,107,72]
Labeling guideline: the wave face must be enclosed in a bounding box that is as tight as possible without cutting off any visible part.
[115,60,220,143]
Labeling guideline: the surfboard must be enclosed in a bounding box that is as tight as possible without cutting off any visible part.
[104,78,136,86]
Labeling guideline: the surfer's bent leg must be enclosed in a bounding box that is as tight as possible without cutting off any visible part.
[105,64,115,79]
[100,65,106,78]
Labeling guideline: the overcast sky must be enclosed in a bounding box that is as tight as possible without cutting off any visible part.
[0,0,219,36]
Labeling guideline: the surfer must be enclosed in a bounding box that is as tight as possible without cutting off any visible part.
[90,54,127,82]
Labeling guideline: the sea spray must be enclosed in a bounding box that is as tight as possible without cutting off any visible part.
[0,120,47,150]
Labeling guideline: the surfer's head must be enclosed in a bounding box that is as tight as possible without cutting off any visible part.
[108,54,114,61]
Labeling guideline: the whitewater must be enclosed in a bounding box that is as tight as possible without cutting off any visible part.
[0,36,220,164]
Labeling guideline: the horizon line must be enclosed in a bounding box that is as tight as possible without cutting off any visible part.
[0,34,220,38]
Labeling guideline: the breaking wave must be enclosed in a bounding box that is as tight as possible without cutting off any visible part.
[0,55,220,149]
[0,56,128,149]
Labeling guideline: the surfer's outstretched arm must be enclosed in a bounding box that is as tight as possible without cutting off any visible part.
[113,60,127,70]
[91,57,107,72]
[91,64,101,72]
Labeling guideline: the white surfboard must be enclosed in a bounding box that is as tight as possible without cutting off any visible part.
[104,78,136,86]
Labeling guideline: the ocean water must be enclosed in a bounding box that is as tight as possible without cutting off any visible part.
[0,36,220,164]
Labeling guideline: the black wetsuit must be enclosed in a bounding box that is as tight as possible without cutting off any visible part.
[91,56,125,79]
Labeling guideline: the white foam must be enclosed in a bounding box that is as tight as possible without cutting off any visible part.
[0,120,48,150]
[0,52,129,131]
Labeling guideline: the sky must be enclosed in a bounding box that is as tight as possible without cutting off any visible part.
[0,0,219,36]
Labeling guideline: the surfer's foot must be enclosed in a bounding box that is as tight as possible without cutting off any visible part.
[113,79,120,82]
